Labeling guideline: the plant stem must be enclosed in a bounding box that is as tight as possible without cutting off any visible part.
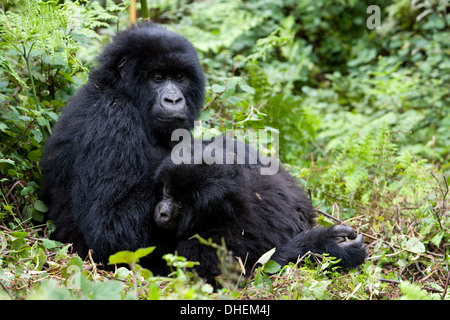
[140,0,150,21]
[130,263,139,299]
[22,42,40,110]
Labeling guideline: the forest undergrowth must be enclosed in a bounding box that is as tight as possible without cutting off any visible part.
[0,0,448,300]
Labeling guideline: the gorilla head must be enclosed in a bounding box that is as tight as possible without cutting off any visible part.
[90,22,205,136]
[153,186,186,231]
[154,157,246,238]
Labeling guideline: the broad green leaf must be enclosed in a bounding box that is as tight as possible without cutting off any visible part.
[256,247,276,265]
[27,149,42,162]
[263,260,281,273]
[404,237,425,254]
[11,231,28,239]
[91,280,124,300]
[55,244,72,262]
[253,270,263,289]
[33,247,47,271]
[34,200,48,213]
[134,247,156,260]
[211,84,226,93]
[108,247,155,265]
[109,250,137,265]
[114,267,132,280]
[138,267,152,281]
[147,284,160,300]
[41,238,58,249]
[239,82,255,94]
[0,159,15,165]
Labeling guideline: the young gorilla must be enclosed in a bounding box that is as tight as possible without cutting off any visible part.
[154,148,367,285]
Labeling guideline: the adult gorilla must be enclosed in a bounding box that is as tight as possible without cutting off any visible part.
[41,22,205,266]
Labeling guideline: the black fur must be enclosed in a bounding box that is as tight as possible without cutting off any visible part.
[155,154,367,284]
[41,22,204,266]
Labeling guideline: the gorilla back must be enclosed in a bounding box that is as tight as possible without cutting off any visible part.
[41,23,205,265]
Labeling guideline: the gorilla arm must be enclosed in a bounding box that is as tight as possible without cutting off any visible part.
[272,224,367,269]
[176,237,222,285]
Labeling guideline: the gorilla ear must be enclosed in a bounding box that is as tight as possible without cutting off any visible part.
[118,57,128,78]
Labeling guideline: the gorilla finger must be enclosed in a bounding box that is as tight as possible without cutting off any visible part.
[332,224,357,239]
[338,234,364,248]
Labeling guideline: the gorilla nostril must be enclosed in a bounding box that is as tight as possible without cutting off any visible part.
[164,96,183,105]
[159,211,169,219]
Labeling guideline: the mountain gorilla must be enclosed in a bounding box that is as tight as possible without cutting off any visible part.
[41,22,205,266]
[154,147,367,285]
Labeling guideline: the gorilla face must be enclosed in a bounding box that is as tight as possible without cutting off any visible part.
[154,186,187,230]
[154,157,248,239]
[149,70,189,126]
[92,22,205,136]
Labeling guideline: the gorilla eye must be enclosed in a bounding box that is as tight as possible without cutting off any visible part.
[165,187,171,196]
[152,73,164,82]
[175,72,184,80]
[175,200,183,209]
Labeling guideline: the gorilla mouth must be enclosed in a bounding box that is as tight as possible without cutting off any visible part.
[156,116,186,123]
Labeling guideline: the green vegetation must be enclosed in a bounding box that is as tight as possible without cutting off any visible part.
[0,0,448,300]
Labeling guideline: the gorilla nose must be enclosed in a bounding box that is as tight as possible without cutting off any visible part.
[158,210,170,221]
[164,94,183,105]
[161,90,185,106]
[160,90,187,116]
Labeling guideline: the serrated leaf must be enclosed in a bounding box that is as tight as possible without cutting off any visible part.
[32,129,43,143]
[41,238,58,249]
[239,83,255,94]
[404,237,425,254]
[91,280,124,300]
[36,116,48,126]
[253,270,263,288]
[67,256,84,269]
[0,122,8,132]
[431,231,445,247]
[33,247,47,271]
[211,84,226,93]
[55,244,71,262]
